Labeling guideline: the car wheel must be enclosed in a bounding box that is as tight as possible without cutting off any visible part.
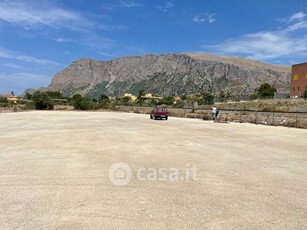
[150,115,153,119]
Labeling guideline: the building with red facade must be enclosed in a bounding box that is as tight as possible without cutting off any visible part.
[290,62,307,97]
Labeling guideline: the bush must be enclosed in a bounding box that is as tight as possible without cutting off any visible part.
[46,91,64,99]
[32,91,54,110]
[173,101,184,108]
[22,101,35,110]
[0,102,7,108]
[199,93,214,105]
[98,100,110,109]
[72,94,95,110]
[257,83,276,99]
[99,94,109,102]
[0,97,8,108]
[159,96,175,105]
[0,96,8,103]
[24,92,32,100]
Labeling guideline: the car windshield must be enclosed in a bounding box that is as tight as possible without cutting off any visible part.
[156,107,167,111]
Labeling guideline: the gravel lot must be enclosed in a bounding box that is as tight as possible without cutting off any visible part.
[0,111,306,229]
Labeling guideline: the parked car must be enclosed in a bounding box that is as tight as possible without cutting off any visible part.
[150,106,169,120]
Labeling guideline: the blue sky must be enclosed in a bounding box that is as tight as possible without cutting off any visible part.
[1,0,307,95]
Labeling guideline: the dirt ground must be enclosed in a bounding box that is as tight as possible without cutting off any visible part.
[0,111,306,229]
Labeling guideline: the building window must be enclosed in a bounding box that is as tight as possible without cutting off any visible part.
[298,86,300,91]
[306,73,307,79]
[293,74,299,80]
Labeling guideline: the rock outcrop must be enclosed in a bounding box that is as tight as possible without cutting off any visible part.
[47,53,291,97]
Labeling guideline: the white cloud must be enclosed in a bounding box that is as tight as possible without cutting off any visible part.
[193,13,216,23]
[102,0,143,10]
[98,24,128,31]
[204,11,307,62]
[121,1,143,8]
[0,47,60,65]
[289,12,306,22]
[0,72,50,82]
[81,33,115,51]
[3,63,21,69]
[0,72,51,94]
[55,38,73,43]
[98,51,120,57]
[0,0,92,31]
[0,0,130,34]
[286,20,307,32]
[207,32,307,60]
[156,0,175,13]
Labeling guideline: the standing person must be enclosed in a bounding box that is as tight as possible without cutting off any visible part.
[212,106,217,121]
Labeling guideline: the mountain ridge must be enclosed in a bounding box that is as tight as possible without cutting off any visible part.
[47,52,291,97]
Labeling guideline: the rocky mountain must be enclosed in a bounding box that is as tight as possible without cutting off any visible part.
[20,87,47,97]
[47,53,291,97]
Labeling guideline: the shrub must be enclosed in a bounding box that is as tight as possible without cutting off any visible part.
[72,94,95,110]
[99,94,109,102]
[24,92,32,100]
[46,91,64,99]
[0,96,8,103]
[199,93,214,105]
[0,102,7,108]
[159,96,175,105]
[32,91,54,110]
[257,83,276,99]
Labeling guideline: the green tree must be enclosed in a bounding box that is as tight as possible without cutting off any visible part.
[159,96,175,105]
[218,91,226,102]
[137,89,145,100]
[199,92,214,105]
[0,96,8,107]
[99,94,110,107]
[116,96,133,106]
[0,96,8,103]
[181,95,187,101]
[99,94,109,102]
[46,91,64,99]
[25,92,32,100]
[32,91,54,110]
[303,89,307,101]
[71,94,94,110]
[257,83,276,98]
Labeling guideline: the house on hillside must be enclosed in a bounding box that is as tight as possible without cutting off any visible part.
[1,93,18,103]
[123,93,137,101]
[141,93,162,100]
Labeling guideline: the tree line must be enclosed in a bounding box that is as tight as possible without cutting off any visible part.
[4,83,306,111]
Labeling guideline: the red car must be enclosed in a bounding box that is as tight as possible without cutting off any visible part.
[150,106,169,120]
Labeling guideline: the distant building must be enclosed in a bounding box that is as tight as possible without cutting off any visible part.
[141,93,162,100]
[123,92,163,101]
[291,62,307,97]
[1,93,18,102]
[123,93,137,101]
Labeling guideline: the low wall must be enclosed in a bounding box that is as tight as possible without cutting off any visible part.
[113,106,307,128]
